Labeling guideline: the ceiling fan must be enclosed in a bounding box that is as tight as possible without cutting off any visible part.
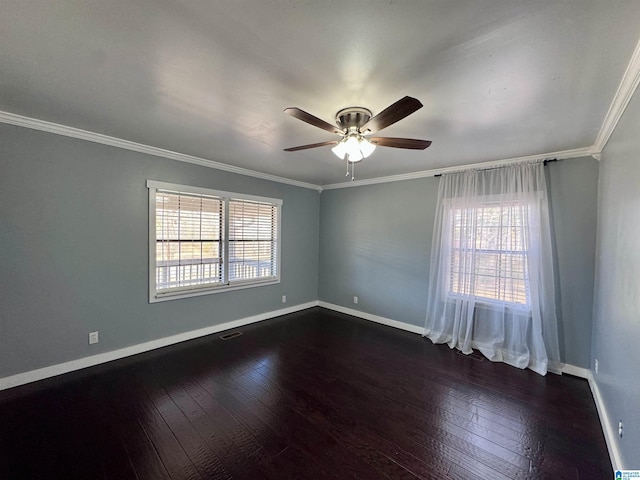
[283,96,432,180]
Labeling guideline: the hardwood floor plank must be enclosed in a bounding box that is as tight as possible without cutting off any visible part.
[447,460,513,480]
[252,359,451,479]
[246,367,425,480]
[230,370,381,480]
[120,417,173,480]
[264,342,531,477]
[268,445,345,480]
[137,366,232,480]
[150,363,272,479]
[194,374,290,458]
[87,373,172,480]
[115,368,204,480]
[263,345,542,462]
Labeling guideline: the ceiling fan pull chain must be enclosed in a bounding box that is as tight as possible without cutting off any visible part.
[346,158,350,176]
[351,161,355,181]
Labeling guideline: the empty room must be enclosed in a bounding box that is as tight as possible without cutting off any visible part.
[1,1,639,479]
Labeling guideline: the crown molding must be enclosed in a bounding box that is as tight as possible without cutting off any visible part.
[592,36,640,153]
[0,109,602,193]
[320,146,594,190]
[0,111,322,192]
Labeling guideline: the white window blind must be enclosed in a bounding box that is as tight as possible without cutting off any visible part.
[147,180,281,302]
[447,201,530,306]
[228,199,278,283]
[155,190,224,292]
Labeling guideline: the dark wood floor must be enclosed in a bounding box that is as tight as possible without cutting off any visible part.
[0,307,611,479]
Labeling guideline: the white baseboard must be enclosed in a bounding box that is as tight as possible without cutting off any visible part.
[561,363,589,379]
[587,370,623,471]
[318,301,425,335]
[0,301,318,391]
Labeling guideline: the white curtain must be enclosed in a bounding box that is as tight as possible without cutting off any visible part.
[423,162,561,375]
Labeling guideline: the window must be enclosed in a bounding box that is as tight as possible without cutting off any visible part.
[425,164,560,375]
[147,180,281,302]
[445,199,530,306]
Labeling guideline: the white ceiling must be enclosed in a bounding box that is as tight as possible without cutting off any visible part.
[2,1,640,187]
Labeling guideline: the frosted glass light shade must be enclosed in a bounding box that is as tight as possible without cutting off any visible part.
[359,138,376,158]
[331,135,376,162]
[331,141,348,159]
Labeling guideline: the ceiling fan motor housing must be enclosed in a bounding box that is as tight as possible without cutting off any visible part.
[335,107,373,132]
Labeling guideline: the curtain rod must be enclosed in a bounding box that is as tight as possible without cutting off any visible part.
[433,158,558,177]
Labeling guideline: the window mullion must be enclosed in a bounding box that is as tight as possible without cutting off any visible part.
[468,207,477,297]
[497,204,504,301]
[223,198,230,285]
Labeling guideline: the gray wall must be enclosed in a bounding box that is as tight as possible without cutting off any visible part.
[0,124,320,378]
[592,86,640,468]
[319,178,437,326]
[319,157,599,367]
[547,158,599,367]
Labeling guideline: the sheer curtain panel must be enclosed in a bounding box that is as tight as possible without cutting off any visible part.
[423,162,561,375]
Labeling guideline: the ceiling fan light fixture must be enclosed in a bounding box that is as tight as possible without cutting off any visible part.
[331,141,348,160]
[344,135,362,162]
[359,137,376,158]
[331,134,375,163]
[347,150,364,163]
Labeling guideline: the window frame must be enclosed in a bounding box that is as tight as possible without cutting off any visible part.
[147,180,282,303]
[441,192,541,310]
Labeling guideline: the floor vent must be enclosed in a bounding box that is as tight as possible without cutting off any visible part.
[219,331,243,340]
[457,350,484,361]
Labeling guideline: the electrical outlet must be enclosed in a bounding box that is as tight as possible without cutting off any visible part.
[353,296,358,304]
[281,295,287,303]
[619,421,623,437]
[88,331,99,345]
[595,359,599,374]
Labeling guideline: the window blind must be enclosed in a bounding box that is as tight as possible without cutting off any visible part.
[448,202,529,305]
[155,190,223,292]
[228,199,278,283]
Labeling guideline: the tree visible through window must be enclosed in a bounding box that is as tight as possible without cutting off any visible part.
[447,201,529,306]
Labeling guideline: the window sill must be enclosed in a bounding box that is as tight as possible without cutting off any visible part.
[444,294,530,312]
[150,278,280,303]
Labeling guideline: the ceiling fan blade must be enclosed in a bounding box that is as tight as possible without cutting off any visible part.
[360,96,423,134]
[284,140,339,152]
[369,137,432,150]
[284,107,343,134]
